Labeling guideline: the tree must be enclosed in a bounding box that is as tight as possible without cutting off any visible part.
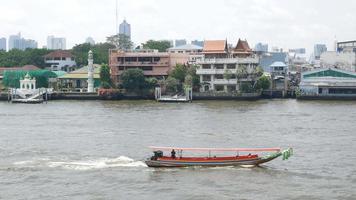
[255,75,271,90]
[71,42,115,66]
[0,48,52,68]
[165,77,179,93]
[240,82,255,93]
[224,69,233,80]
[142,40,172,52]
[170,64,187,83]
[184,74,193,87]
[99,64,112,89]
[120,68,146,92]
[236,64,248,79]
[187,65,200,89]
[145,77,158,89]
[106,34,133,50]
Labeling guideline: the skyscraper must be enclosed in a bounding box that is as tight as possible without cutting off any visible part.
[119,20,131,39]
[314,44,327,59]
[8,33,37,50]
[0,37,6,51]
[175,39,187,47]
[191,40,204,47]
[254,43,268,52]
[47,36,66,50]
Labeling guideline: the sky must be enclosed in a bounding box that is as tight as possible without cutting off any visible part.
[1,0,356,54]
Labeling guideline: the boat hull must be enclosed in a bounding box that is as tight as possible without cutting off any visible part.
[145,154,280,167]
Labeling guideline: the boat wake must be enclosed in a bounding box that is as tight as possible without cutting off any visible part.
[13,156,147,171]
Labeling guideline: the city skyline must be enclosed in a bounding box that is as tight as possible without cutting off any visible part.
[1,0,355,54]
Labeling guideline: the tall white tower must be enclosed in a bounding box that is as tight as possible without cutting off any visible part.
[87,50,94,92]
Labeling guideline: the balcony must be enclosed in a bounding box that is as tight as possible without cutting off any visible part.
[197,68,238,75]
[212,79,238,85]
[197,57,259,64]
[115,61,169,67]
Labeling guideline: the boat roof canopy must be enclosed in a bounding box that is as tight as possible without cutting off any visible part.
[149,146,281,152]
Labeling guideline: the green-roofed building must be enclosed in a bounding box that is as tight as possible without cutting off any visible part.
[58,64,101,92]
[299,68,356,98]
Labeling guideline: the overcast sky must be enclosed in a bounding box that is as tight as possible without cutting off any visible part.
[1,0,355,54]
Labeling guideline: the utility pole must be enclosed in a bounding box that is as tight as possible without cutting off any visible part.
[116,0,118,34]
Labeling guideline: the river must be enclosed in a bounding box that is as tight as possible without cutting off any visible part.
[0,100,355,200]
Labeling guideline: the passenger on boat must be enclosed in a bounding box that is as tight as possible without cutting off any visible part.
[171,149,176,159]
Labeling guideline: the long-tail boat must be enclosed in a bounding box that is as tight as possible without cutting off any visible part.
[145,146,293,167]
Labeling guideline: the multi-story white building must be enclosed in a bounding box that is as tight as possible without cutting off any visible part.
[196,39,259,92]
[44,50,76,72]
[47,36,66,50]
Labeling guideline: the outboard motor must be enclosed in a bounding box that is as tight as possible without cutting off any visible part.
[151,150,163,160]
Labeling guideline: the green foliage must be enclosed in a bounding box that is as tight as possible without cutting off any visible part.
[99,64,112,88]
[236,65,248,79]
[165,76,179,93]
[145,77,158,89]
[255,66,264,77]
[255,75,271,90]
[2,70,57,88]
[184,74,193,87]
[170,64,187,83]
[106,34,133,50]
[120,68,146,92]
[0,48,52,68]
[71,42,115,66]
[240,82,255,93]
[187,65,200,89]
[142,40,172,52]
[224,69,233,80]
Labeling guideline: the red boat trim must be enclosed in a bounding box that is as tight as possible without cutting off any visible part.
[149,146,281,152]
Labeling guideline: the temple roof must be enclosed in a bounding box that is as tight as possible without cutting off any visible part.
[234,39,252,52]
[203,40,228,53]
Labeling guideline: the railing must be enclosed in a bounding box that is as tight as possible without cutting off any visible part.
[197,57,259,64]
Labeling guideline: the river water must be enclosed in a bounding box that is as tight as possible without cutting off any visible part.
[0,100,355,200]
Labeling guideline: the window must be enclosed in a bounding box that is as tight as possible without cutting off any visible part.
[202,75,211,81]
[153,57,160,62]
[215,64,224,69]
[142,66,153,71]
[202,64,211,69]
[227,64,236,69]
[119,66,125,70]
[215,74,223,79]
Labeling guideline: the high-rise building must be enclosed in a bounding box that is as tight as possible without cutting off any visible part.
[119,20,131,39]
[254,43,268,52]
[289,48,306,54]
[175,39,187,47]
[47,36,66,50]
[0,37,6,51]
[314,44,327,59]
[8,33,37,50]
[85,37,95,45]
[191,40,204,47]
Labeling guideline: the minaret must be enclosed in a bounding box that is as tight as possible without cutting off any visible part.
[87,50,94,92]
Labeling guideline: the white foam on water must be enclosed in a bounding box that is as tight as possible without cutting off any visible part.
[12,156,147,171]
[47,156,147,170]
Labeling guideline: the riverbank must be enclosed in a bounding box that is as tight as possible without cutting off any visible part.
[0,91,296,101]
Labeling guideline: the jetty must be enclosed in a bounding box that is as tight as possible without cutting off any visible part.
[155,87,192,103]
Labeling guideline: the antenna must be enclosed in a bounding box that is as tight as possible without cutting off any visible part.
[115,0,118,34]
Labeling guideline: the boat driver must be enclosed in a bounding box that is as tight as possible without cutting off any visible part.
[171,149,176,159]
